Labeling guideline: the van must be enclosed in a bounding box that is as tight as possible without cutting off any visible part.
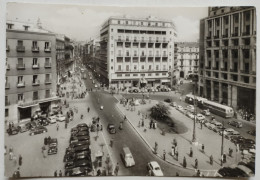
[121,147,135,167]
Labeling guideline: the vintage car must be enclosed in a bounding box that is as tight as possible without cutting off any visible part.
[121,146,135,167]
[29,126,47,136]
[147,161,163,176]
[107,124,116,134]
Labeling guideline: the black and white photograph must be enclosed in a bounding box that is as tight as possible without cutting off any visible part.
[1,1,259,179]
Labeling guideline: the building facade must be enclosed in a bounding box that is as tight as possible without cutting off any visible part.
[173,42,199,80]
[99,16,176,88]
[56,34,65,82]
[5,20,59,123]
[199,7,256,113]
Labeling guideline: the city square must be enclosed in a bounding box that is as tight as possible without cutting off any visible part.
[3,3,257,178]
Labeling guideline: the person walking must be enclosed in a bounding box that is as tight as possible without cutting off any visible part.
[183,156,187,168]
[18,155,22,166]
[9,151,14,160]
[210,155,213,165]
[154,142,158,154]
[56,124,59,131]
[54,170,57,177]
[171,146,175,157]
[173,138,177,147]
[114,163,119,176]
[190,147,193,157]
[163,150,166,160]
[13,155,17,166]
[175,149,179,161]
[202,144,205,153]
[88,107,90,113]
[42,145,46,158]
[141,119,144,127]
[154,121,157,129]
[195,159,198,169]
[229,148,233,157]
[59,170,62,177]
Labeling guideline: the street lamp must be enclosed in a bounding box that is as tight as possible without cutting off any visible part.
[220,120,224,166]
[191,75,198,145]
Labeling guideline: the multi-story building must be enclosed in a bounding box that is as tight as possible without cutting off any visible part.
[98,16,176,88]
[56,34,65,82]
[5,20,59,123]
[64,36,74,76]
[173,42,199,80]
[199,6,256,113]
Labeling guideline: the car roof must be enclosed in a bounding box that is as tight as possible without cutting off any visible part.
[150,161,159,167]
[123,147,131,154]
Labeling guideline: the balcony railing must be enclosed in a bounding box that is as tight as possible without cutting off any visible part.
[5,82,10,89]
[16,46,25,52]
[6,45,10,52]
[32,80,40,86]
[155,54,161,57]
[32,63,40,69]
[31,46,39,52]
[240,70,250,74]
[212,67,219,70]
[45,79,52,84]
[33,96,39,100]
[221,68,228,71]
[232,33,238,37]
[16,64,25,70]
[206,36,211,39]
[230,69,238,72]
[6,64,10,70]
[222,34,228,38]
[251,71,256,75]
[44,47,51,52]
[117,54,123,57]
[214,35,219,39]
[242,32,250,36]
[44,62,52,68]
[205,66,211,70]
[17,81,25,88]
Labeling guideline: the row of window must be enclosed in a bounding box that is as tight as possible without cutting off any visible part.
[114,20,171,27]
[6,57,52,69]
[116,72,168,77]
[112,36,172,42]
[206,49,252,59]
[114,64,171,71]
[7,40,51,50]
[207,25,252,38]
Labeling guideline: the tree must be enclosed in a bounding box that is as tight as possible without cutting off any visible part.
[150,103,170,121]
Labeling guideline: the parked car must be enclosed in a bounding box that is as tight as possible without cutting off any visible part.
[7,127,19,135]
[196,114,205,121]
[70,136,90,144]
[247,130,256,136]
[201,109,210,116]
[56,114,66,122]
[213,126,224,133]
[74,151,92,161]
[70,141,89,148]
[77,123,89,129]
[48,138,58,155]
[147,161,163,176]
[164,98,172,103]
[65,167,86,176]
[29,126,47,136]
[176,105,184,112]
[228,120,243,128]
[219,128,235,136]
[121,146,135,167]
[107,124,116,134]
[170,102,177,107]
[230,136,245,144]
[186,105,195,112]
[17,124,30,133]
[217,167,248,177]
[48,116,57,124]
[232,130,240,136]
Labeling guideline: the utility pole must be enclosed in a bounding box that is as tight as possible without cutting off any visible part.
[220,120,224,166]
[192,76,198,145]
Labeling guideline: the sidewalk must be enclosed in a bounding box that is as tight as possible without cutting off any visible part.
[114,95,242,176]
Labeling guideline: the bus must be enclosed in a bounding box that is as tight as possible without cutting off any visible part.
[203,100,234,118]
[185,94,207,108]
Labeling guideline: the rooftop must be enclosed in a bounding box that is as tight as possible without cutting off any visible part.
[175,42,199,48]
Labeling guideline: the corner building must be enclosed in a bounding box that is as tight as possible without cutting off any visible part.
[5,20,59,123]
[99,16,176,88]
[199,7,256,113]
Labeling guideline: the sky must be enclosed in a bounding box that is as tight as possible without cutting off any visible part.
[6,3,208,42]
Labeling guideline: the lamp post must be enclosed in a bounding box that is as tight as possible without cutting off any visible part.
[220,120,224,166]
[191,75,198,145]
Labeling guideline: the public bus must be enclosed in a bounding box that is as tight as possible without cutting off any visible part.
[203,100,234,118]
[185,94,207,108]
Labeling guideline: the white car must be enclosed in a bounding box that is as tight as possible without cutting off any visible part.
[95,84,98,88]
[176,105,183,111]
[100,105,104,110]
[196,114,205,121]
[232,130,240,135]
[201,109,210,116]
[208,123,216,130]
[219,128,235,136]
[48,116,57,124]
[186,105,195,112]
[187,112,195,119]
[147,161,163,176]
[56,114,66,122]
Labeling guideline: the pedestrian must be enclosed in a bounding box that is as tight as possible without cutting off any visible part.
[9,151,13,160]
[97,169,101,176]
[65,122,68,129]
[176,172,179,176]
[175,149,179,161]
[4,146,7,156]
[44,137,48,145]
[100,125,103,131]
[190,147,193,157]
[171,146,175,157]
[54,170,57,177]
[163,150,166,160]
[229,148,233,157]
[152,122,155,129]
[114,163,119,176]
[42,146,46,158]
[13,155,17,166]
[18,155,22,166]
[154,142,158,154]
[56,124,59,131]
[149,120,152,129]
[124,115,127,121]
[210,155,213,165]
[173,138,177,147]
[223,153,226,163]
[154,121,157,129]
[9,146,13,153]
[110,139,114,147]
[59,170,62,177]
[195,159,198,169]
[202,144,205,153]
[183,156,187,168]
[81,114,83,119]
[88,107,90,113]
[141,119,144,127]
[196,169,201,177]
[200,122,203,129]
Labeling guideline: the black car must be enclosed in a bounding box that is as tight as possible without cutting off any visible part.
[247,130,256,136]
[7,127,19,135]
[217,167,248,177]
[38,118,49,126]
[74,151,91,161]
[77,123,89,129]
[164,98,172,103]
[64,150,91,162]
[29,126,47,136]
[70,141,89,148]
[71,131,89,138]
[65,167,86,177]
[230,136,245,144]
[71,127,79,135]
[77,126,89,132]
[239,143,255,151]
[107,124,116,134]
[70,135,90,144]
[243,139,255,144]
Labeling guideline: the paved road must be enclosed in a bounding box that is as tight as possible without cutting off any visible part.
[84,73,196,176]
[121,93,256,141]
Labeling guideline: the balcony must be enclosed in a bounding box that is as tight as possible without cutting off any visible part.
[17,81,25,88]
[232,33,238,37]
[206,36,211,39]
[140,54,146,57]
[251,71,256,75]
[117,54,123,57]
[5,100,10,106]
[32,80,40,86]
[214,35,219,39]
[205,66,211,70]
[44,47,51,52]
[16,45,25,52]
[162,54,167,57]
[240,70,250,74]
[230,69,238,73]
[44,62,52,68]
[222,34,228,38]
[242,32,250,36]
[45,79,52,84]
[221,68,228,71]
[241,45,251,49]
[31,46,39,52]
[6,64,10,70]
[16,64,25,70]
[5,82,10,89]
[212,67,219,70]
[6,45,10,52]
[155,54,161,57]
[32,63,40,69]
